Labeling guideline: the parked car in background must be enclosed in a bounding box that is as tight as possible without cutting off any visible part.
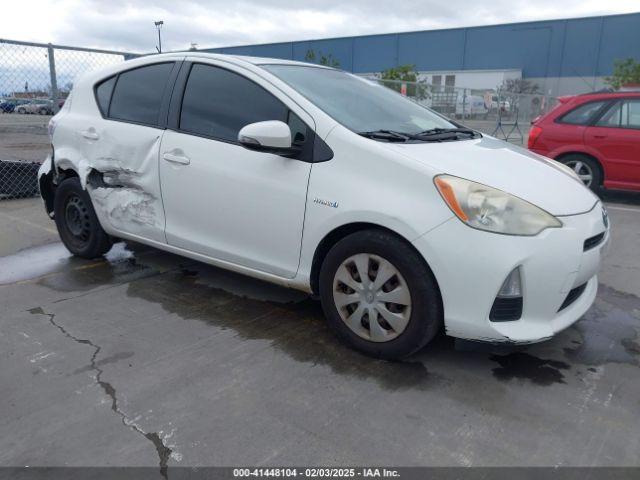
[491,95,510,113]
[15,99,54,115]
[455,94,489,118]
[529,91,640,192]
[0,98,31,113]
[0,99,17,113]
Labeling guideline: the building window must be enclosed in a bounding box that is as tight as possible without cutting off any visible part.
[445,75,456,92]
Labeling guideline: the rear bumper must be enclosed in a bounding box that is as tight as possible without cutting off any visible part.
[413,202,609,344]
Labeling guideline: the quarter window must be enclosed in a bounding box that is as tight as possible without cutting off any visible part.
[180,64,288,142]
[558,101,606,125]
[108,62,174,125]
[288,111,307,145]
[95,76,116,115]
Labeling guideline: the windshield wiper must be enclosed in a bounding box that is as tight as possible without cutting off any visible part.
[417,127,479,138]
[358,129,422,142]
[359,128,479,143]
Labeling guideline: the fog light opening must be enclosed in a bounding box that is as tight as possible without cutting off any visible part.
[497,267,522,298]
[490,267,523,322]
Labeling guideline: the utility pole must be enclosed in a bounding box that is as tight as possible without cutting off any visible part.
[154,20,164,53]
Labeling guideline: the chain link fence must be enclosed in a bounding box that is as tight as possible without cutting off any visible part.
[373,78,558,143]
[0,38,135,199]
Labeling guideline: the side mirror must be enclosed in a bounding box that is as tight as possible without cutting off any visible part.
[238,121,300,157]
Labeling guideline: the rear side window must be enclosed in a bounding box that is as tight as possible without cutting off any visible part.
[180,64,287,141]
[95,76,116,115]
[109,62,174,126]
[558,101,606,125]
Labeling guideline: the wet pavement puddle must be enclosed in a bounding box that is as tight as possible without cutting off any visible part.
[6,240,640,391]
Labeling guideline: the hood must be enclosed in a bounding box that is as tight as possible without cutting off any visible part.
[383,135,598,216]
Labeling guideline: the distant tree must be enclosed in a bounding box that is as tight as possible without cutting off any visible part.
[501,78,540,94]
[378,64,429,100]
[605,58,640,90]
[304,49,340,68]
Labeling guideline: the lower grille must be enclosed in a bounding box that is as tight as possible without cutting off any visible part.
[558,283,587,312]
[490,297,523,322]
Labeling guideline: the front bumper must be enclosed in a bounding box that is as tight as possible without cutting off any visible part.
[413,202,609,343]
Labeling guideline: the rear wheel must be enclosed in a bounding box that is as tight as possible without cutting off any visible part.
[53,177,112,258]
[319,230,442,359]
[558,154,602,192]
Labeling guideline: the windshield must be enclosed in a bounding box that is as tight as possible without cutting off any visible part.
[262,65,457,135]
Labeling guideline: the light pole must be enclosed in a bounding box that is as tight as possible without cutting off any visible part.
[154,20,164,53]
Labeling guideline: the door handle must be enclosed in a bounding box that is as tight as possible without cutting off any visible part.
[593,135,607,139]
[162,152,191,165]
[81,129,99,140]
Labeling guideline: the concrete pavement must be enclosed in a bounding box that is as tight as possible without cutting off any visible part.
[0,196,639,474]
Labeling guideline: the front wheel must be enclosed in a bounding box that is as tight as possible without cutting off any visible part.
[53,177,112,258]
[319,230,442,359]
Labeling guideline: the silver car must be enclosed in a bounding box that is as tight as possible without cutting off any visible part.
[15,99,53,115]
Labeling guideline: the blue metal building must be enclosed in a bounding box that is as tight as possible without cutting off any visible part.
[205,12,640,96]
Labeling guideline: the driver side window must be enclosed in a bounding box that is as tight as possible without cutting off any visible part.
[180,63,308,144]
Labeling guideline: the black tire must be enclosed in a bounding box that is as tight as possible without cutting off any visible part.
[557,154,602,192]
[53,177,112,258]
[319,230,442,359]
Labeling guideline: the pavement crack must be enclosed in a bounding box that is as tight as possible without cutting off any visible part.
[29,306,173,479]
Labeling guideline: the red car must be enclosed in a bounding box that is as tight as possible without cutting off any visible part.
[528,91,640,192]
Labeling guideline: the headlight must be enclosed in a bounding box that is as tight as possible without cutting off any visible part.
[434,174,562,236]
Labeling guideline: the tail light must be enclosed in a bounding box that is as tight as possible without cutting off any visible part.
[528,125,543,149]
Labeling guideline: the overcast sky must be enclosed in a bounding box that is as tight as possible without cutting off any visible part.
[3,0,639,53]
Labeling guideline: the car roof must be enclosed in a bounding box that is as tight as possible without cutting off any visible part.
[140,51,332,71]
[183,51,328,68]
[568,91,640,101]
[83,52,334,85]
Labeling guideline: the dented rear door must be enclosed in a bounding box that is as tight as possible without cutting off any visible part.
[83,61,179,244]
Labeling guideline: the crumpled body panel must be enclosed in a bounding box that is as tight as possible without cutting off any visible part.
[47,113,166,243]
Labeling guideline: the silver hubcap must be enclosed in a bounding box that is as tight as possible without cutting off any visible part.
[332,253,411,343]
[566,160,593,187]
